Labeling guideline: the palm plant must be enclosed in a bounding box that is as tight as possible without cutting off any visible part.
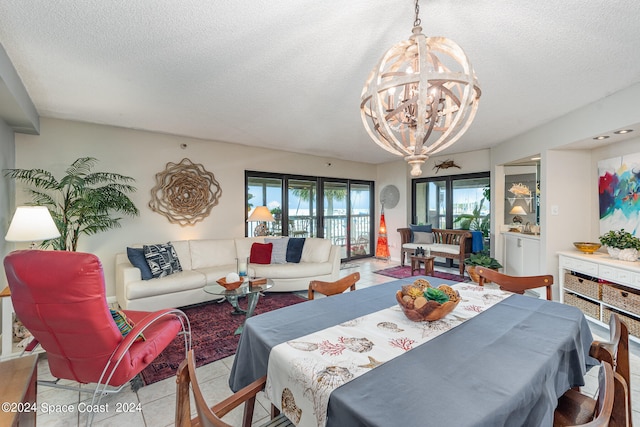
[4,157,139,251]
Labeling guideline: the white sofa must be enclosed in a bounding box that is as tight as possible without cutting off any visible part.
[115,237,341,311]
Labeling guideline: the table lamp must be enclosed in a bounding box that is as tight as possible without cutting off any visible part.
[509,205,527,224]
[247,206,274,236]
[5,206,61,248]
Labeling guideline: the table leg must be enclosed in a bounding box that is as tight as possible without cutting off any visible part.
[234,293,262,335]
[426,259,434,275]
[411,259,417,275]
[226,295,247,315]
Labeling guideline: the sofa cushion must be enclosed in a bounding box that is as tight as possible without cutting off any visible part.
[170,240,192,271]
[265,237,289,264]
[286,238,305,263]
[127,247,153,280]
[110,309,145,342]
[251,262,333,279]
[196,264,238,284]
[190,239,237,269]
[126,270,207,300]
[402,242,460,255]
[250,242,273,264]
[144,242,183,279]
[413,231,434,244]
[235,237,266,260]
[301,238,331,263]
[409,224,432,242]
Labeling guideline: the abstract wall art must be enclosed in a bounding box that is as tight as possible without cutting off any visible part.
[598,152,640,235]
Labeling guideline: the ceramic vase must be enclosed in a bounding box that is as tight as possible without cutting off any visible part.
[606,247,620,259]
[618,248,638,262]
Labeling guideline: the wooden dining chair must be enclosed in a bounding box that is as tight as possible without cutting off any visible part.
[589,313,631,427]
[176,349,293,427]
[308,272,360,300]
[476,267,553,300]
[553,361,615,426]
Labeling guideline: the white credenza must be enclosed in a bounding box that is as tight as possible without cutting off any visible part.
[558,250,640,342]
[503,232,541,276]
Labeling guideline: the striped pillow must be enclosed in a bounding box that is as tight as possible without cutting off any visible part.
[110,309,145,342]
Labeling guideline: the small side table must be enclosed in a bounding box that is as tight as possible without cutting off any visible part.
[0,353,38,427]
[410,255,435,276]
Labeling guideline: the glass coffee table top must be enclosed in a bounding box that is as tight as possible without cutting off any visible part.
[203,278,273,335]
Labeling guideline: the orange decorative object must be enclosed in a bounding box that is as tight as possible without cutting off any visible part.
[376,209,390,259]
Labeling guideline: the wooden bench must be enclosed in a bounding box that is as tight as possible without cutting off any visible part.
[397,228,472,276]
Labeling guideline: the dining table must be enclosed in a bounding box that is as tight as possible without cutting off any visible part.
[228,277,597,427]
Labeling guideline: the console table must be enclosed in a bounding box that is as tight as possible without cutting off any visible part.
[558,250,640,342]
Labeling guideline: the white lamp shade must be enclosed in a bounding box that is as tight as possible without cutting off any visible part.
[247,206,275,222]
[5,206,61,242]
[509,205,527,215]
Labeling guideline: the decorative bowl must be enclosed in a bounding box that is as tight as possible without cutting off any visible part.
[395,289,460,322]
[216,277,244,290]
[573,242,602,254]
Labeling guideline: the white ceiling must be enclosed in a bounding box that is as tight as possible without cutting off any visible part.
[0,0,639,164]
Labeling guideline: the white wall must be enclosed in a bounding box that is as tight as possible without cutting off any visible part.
[0,118,15,287]
[13,118,378,296]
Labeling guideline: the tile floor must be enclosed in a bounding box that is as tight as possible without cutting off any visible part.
[33,258,640,426]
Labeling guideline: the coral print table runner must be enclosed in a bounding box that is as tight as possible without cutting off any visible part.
[265,284,511,427]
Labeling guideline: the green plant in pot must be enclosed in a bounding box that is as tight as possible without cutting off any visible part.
[4,157,139,251]
[598,229,640,261]
[464,251,503,283]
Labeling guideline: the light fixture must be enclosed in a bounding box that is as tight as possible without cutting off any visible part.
[509,205,527,224]
[614,129,633,134]
[247,206,275,236]
[360,0,481,177]
[593,135,609,140]
[5,206,61,248]
[375,208,390,260]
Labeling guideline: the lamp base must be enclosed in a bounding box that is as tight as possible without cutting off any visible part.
[254,223,268,236]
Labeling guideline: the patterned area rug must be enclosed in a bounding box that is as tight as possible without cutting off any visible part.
[139,293,306,386]
[374,265,469,282]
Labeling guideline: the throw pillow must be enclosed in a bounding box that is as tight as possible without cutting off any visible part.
[109,309,145,342]
[413,231,434,244]
[250,242,273,264]
[265,237,289,264]
[126,247,154,280]
[286,238,306,263]
[143,242,183,279]
[409,224,432,242]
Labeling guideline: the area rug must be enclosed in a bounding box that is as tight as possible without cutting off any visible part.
[373,265,469,282]
[139,293,306,386]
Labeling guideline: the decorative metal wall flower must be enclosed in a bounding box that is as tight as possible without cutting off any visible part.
[149,158,222,226]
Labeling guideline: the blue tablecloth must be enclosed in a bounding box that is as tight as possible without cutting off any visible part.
[229,278,596,427]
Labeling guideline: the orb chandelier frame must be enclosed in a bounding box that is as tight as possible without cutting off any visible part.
[360,0,481,176]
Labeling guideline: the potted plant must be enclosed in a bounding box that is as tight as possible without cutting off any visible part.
[464,251,503,283]
[4,157,139,251]
[598,229,640,261]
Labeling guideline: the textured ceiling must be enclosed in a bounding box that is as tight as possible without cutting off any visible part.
[0,0,639,164]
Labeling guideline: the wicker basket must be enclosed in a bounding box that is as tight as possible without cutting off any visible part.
[564,273,601,300]
[603,307,640,339]
[563,292,600,320]
[601,283,640,316]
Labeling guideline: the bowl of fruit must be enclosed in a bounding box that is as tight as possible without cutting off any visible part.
[396,279,460,322]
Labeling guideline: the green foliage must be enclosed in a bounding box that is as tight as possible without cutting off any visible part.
[454,197,490,238]
[424,287,449,304]
[464,251,503,269]
[599,229,640,249]
[4,157,139,251]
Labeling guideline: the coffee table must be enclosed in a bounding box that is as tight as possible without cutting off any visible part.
[410,254,435,276]
[204,278,273,335]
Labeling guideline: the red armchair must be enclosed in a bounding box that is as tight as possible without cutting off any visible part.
[3,250,191,398]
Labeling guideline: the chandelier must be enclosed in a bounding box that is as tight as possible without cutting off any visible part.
[360,0,481,176]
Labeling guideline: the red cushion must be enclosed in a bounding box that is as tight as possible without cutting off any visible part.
[250,242,273,264]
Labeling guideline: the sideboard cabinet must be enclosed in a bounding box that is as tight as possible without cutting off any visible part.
[558,250,640,342]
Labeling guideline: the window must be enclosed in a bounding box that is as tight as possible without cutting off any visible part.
[246,171,374,261]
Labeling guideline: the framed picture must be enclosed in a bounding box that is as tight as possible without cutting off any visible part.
[598,152,640,235]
